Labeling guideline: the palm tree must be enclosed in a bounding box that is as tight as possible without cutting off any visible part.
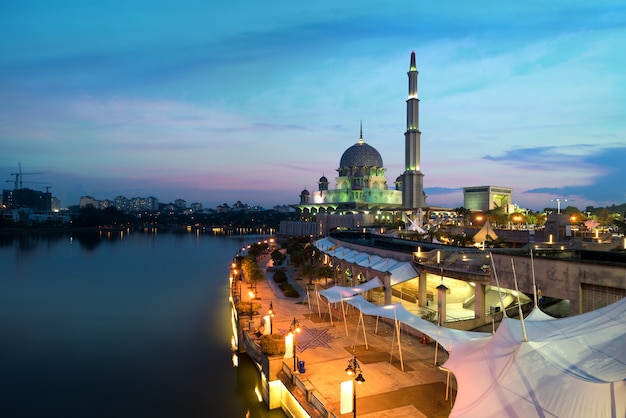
[485,235,509,248]
[454,206,472,227]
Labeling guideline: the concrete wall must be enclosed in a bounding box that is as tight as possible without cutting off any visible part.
[491,253,626,316]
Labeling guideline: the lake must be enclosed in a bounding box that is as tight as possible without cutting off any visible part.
[0,229,286,418]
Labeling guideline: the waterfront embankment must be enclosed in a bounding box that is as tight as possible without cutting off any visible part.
[233,254,456,418]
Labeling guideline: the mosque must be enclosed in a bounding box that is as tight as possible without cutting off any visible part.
[292,52,428,227]
[290,51,513,235]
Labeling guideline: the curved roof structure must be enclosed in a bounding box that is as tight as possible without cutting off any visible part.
[339,139,383,168]
[445,298,626,417]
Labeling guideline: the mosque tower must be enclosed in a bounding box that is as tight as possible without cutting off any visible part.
[401,51,426,209]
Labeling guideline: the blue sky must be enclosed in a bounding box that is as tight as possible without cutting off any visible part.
[1,1,625,212]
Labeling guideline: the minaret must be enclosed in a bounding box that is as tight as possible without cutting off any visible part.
[402,51,425,208]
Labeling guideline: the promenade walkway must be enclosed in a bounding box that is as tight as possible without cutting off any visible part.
[253,255,456,418]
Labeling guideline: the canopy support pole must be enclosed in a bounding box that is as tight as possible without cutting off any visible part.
[388,316,397,375]
[328,300,333,326]
[315,286,322,319]
[360,310,368,350]
[351,310,368,350]
[395,312,404,372]
[511,259,528,342]
[341,298,348,336]
[306,286,311,311]
[531,249,538,308]
[490,252,508,317]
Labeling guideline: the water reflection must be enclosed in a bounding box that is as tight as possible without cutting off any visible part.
[0,230,284,418]
[73,231,103,250]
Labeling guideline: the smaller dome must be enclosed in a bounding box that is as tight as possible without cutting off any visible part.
[395,175,403,182]
[300,189,310,195]
[319,175,328,183]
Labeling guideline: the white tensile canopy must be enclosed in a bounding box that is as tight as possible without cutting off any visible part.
[314,237,336,251]
[445,297,626,418]
[318,277,384,303]
[473,218,498,243]
[317,278,385,334]
[370,256,400,272]
[314,238,625,416]
[324,293,626,417]
[317,293,490,370]
[387,261,419,286]
[356,254,383,268]
[341,295,491,351]
[354,252,370,265]
[314,240,415,284]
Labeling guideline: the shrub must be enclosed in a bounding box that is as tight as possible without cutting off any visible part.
[260,334,286,356]
[278,282,300,298]
[236,301,262,316]
[273,270,287,283]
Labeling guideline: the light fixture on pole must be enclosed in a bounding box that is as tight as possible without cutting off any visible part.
[289,317,301,372]
[551,198,567,214]
[248,291,255,320]
[345,356,365,418]
[268,301,275,334]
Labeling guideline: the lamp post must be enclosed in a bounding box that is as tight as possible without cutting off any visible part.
[345,356,365,418]
[248,291,255,320]
[551,198,567,214]
[268,301,275,334]
[289,317,301,372]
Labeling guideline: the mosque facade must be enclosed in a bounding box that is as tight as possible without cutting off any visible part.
[292,52,426,225]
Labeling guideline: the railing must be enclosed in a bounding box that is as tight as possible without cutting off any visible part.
[418,258,491,276]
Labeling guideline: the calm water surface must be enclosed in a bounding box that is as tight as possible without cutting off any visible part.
[0,230,286,418]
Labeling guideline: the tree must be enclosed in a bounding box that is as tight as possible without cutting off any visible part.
[486,207,509,228]
[447,233,474,247]
[562,205,581,216]
[270,249,286,266]
[242,255,264,293]
[485,235,509,248]
[613,217,626,235]
[454,206,472,227]
[596,208,613,229]
[317,265,335,287]
[301,263,317,286]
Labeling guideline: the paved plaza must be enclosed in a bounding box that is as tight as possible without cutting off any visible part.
[252,256,456,418]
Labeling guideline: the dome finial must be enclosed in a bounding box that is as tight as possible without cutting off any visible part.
[359,120,364,143]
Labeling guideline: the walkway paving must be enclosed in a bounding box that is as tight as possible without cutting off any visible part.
[253,255,456,418]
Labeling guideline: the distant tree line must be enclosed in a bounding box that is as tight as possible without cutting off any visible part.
[69,204,297,229]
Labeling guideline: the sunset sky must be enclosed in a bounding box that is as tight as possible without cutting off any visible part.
[1,1,625,211]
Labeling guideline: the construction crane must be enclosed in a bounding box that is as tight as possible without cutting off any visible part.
[5,180,51,191]
[8,163,43,189]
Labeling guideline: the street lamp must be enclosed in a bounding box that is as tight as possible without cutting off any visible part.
[289,317,301,372]
[248,291,255,320]
[551,198,567,214]
[345,356,365,418]
[268,301,275,334]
